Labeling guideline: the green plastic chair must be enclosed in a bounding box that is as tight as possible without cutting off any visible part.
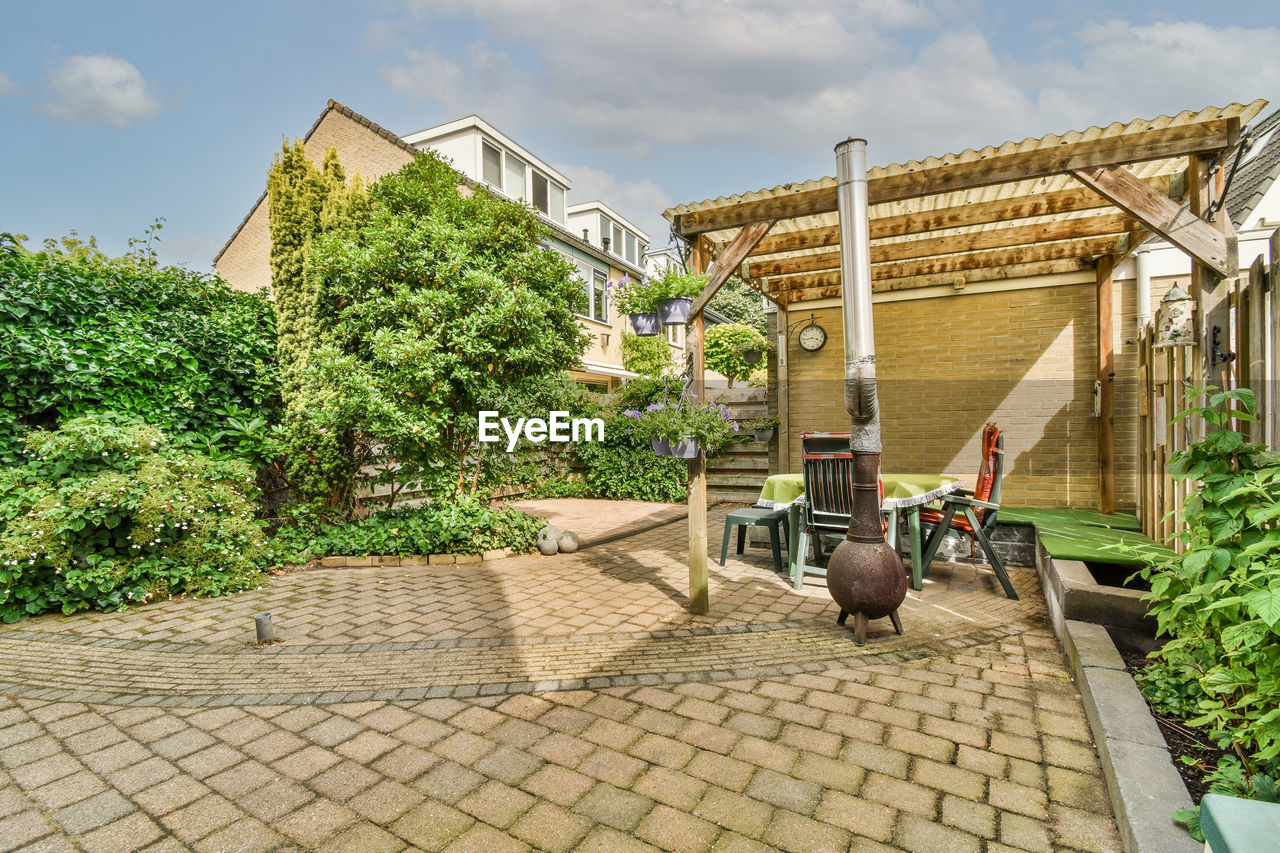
[719,507,789,574]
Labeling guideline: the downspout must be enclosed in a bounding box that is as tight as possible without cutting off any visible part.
[824,138,907,643]
[1135,248,1152,332]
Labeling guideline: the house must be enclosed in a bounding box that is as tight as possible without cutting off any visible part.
[214,101,684,391]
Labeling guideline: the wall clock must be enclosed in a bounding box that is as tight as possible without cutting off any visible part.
[798,321,827,352]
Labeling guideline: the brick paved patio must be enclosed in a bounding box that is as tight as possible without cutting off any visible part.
[0,499,1122,852]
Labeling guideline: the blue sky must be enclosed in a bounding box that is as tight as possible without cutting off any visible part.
[1,1,1277,270]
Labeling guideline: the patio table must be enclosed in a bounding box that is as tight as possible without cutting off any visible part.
[756,472,964,590]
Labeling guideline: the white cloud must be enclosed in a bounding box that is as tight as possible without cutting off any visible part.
[378,4,1280,187]
[0,72,17,96]
[41,54,165,128]
[553,162,674,247]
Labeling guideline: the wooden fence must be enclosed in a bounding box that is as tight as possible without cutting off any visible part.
[1138,228,1280,543]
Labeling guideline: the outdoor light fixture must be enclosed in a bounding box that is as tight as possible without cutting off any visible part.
[1153,283,1195,348]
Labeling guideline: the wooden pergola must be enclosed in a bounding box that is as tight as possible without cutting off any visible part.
[673,100,1267,613]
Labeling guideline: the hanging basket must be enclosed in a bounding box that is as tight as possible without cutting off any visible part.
[743,349,763,365]
[650,437,672,456]
[658,297,693,326]
[752,429,774,443]
[630,312,661,336]
[670,437,700,459]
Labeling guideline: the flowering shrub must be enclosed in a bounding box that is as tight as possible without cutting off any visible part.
[0,413,266,621]
[705,323,772,386]
[628,399,740,455]
[610,274,658,315]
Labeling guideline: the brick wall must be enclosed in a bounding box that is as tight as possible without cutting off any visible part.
[215,108,415,294]
[782,280,1116,509]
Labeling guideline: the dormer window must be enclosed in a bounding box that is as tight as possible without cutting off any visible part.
[482,141,502,188]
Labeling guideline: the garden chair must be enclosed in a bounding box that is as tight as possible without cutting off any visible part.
[792,432,890,590]
[915,422,1019,599]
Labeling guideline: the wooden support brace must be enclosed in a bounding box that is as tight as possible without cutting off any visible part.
[688,219,775,320]
[1097,255,1115,514]
[1070,165,1231,278]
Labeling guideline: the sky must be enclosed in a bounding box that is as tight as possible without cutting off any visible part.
[2,1,1279,271]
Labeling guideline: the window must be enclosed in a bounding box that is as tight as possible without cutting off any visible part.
[570,258,607,324]
[612,224,623,257]
[482,141,502,188]
[599,215,612,251]
[532,172,548,214]
[591,270,608,323]
[549,183,565,223]
[666,324,681,346]
[625,232,637,265]
[504,154,526,200]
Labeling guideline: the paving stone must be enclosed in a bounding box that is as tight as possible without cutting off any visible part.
[456,780,536,829]
[1050,803,1123,853]
[761,808,849,853]
[693,786,773,838]
[0,809,55,850]
[861,773,938,820]
[573,782,654,831]
[275,800,359,848]
[347,779,423,823]
[78,810,164,852]
[390,801,474,851]
[636,803,721,852]
[744,768,821,815]
[192,817,282,853]
[1000,810,1055,853]
[896,811,982,853]
[157,794,242,844]
[632,766,708,812]
[813,789,894,841]
[315,822,406,853]
[442,821,532,852]
[573,825,662,853]
[506,801,590,853]
[941,793,997,839]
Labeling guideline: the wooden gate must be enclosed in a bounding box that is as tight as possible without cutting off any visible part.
[1138,228,1280,543]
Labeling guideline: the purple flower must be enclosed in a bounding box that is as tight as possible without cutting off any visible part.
[645,402,666,412]
[623,409,642,419]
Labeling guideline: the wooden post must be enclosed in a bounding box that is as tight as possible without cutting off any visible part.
[776,302,790,474]
[687,239,709,615]
[1189,154,1231,433]
[1097,255,1115,514]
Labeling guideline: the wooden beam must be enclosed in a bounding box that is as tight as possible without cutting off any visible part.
[1097,255,1115,514]
[674,120,1236,236]
[871,235,1124,281]
[747,213,1139,277]
[775,303,790,474]
[689,219,774,320]
[769,258,1093,303]
[747,176,1175,258]
[1070,165,1230,277]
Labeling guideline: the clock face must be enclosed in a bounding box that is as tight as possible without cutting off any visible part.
[798,322,827,352]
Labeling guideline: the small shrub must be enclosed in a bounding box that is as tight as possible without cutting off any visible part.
[267,496,543,561]
[705,323,772,386]
[574,415,688,502]
[1129,388,1280,837]
[0,414,267,621]
[621,331,674,377]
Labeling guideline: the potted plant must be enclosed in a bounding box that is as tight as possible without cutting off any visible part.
[632,400,739,458]
[745,415,779,442]
[652,269,708,326]
[612,275,661,336]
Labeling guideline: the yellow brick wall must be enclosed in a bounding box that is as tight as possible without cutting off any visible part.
[215,108,415,294]
[784,281,1111,509]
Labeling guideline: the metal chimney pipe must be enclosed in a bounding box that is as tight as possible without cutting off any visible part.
[824,137,907,644]
[835,139,881,455]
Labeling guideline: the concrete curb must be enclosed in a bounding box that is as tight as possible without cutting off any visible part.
[1035,541,1198,853]
[313,548,517,568]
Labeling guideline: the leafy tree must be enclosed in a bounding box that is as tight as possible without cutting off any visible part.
[306,151,589,497]
[265,141,371,518]
[621,331,674,377]
[0,232,278,464]
[705,323,772,387]
[709,277,767,333]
